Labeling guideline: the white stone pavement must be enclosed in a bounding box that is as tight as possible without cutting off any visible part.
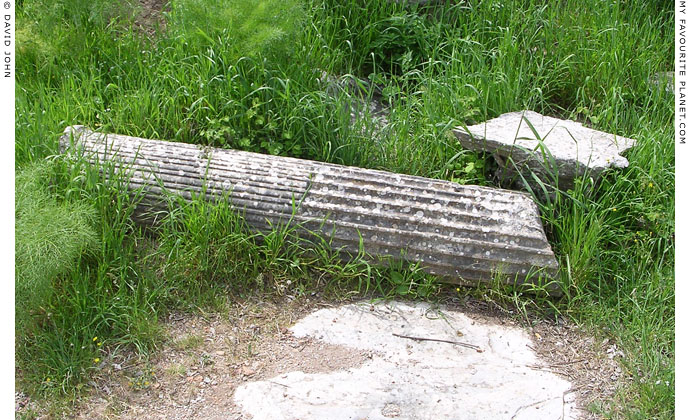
[235,301,580,420]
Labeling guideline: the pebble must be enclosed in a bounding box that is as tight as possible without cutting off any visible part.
[241,366,256,376]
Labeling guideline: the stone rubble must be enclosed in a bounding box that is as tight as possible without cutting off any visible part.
[453,110,636,189]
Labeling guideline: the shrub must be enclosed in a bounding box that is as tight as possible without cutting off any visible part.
[15,162,97,338]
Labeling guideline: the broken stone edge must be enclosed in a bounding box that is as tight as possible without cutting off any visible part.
[453,110,636,188]
[60,126,561,293]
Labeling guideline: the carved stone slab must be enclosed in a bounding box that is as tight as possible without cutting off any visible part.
[453,110,636,188]
[60,126,560,290]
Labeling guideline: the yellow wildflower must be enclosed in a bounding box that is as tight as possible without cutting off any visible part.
[93,358,100,364]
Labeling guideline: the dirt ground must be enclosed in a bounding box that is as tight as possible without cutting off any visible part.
[132,0,170,37]
[16,294,629,420]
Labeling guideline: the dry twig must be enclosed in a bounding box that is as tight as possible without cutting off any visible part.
[391,333,483,353]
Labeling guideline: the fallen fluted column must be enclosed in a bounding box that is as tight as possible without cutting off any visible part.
[60,126,560,290]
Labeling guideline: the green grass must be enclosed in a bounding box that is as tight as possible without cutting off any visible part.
[15,0,674,418]
[15,162,97,337]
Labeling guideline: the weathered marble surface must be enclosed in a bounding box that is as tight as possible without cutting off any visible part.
[236,301,580,420]
[60,126,559,290]
[318,71,390,139]
[453,110,636,188]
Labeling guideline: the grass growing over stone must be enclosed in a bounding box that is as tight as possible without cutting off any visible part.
[15,0,673,417]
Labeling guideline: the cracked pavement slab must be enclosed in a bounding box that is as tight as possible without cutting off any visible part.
[234,301,581,420]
